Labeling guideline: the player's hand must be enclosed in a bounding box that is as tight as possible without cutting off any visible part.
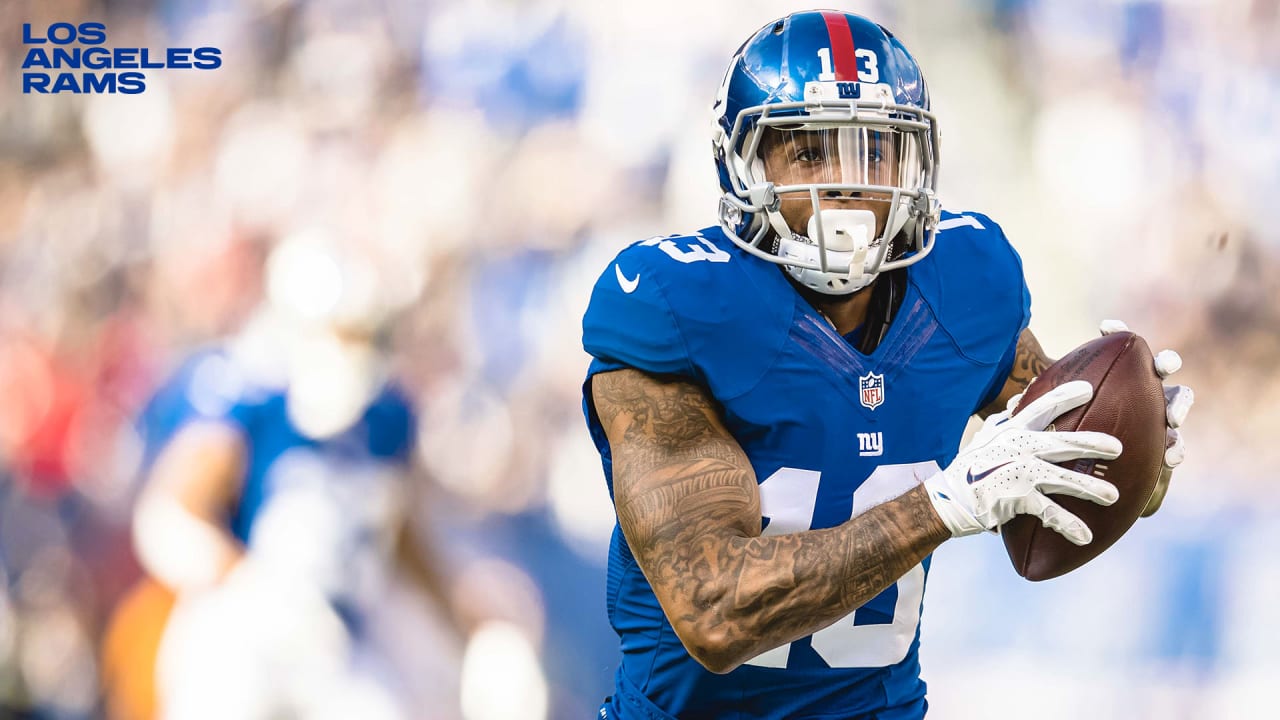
[925,380,1121,546]
[1099,320,1193,516]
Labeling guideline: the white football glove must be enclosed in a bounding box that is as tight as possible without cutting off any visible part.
[1099,319,1194,516]
[925,380,1122,546]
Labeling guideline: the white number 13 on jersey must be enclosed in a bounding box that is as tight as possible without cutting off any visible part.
[745,462,935,669]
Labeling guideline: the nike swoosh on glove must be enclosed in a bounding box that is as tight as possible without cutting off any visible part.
[925,380,1122,546]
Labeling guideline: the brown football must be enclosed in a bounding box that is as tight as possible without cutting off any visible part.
[1001,331,1166,581]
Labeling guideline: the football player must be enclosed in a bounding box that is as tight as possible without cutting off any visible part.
[580,11,1193,719]
[132,237,461,719]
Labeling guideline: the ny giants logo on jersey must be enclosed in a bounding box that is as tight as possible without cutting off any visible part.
[856,431,883,457]
[859,371,885,410]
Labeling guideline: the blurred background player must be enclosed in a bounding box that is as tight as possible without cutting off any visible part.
[131,234,463,719]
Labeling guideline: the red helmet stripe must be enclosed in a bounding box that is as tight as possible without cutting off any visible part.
[820,11,858,81]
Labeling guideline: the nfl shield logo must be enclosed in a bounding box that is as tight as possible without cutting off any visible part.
[859,372,885,410]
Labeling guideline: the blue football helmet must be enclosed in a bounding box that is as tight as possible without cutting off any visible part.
[713,11,941,295]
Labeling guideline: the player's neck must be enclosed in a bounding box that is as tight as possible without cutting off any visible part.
[801,279,877,336]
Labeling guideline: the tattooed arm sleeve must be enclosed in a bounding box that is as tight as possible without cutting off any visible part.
[976,328,1052,419]
[591,368,950,674]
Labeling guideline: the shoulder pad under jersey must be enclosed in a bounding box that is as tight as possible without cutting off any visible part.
[582,227,792,399]
[914,211,1031,365]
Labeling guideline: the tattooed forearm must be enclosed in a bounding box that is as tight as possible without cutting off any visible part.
[1009,328,1051,392]
[977,328,1054,419]
[700,485,946,670]
[591,369,950,673]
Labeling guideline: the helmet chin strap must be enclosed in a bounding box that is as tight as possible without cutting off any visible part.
[774,208,881,295]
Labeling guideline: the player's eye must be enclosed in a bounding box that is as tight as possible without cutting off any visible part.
[795,146,824,163]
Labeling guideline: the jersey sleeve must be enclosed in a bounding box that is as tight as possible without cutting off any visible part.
[934,212,1031,355]
[365,384,417,464]
[581,243,696,380]
[926,212,1032,411]
[180,351,263,433]
[583,229,795,402]
[136,349,260,469]
[975,328,1022,411]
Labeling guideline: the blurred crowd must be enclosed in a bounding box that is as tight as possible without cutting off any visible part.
[0,0,1276,718]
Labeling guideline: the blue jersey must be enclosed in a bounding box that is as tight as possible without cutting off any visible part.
[581,214,1030,719]
[137,346,417,614]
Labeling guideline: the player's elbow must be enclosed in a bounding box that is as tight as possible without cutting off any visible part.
[673,624,744,674]
[666,562,776,673]
[133,491,241,592]
[693,653,741,675]
[670,593,759,674]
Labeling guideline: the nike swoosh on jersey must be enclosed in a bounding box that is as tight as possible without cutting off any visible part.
[966,460,1015,485]
[615,264,640,294]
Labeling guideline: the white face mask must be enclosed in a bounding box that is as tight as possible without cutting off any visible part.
[714,92,941,296]
[286,331,385,440]
[757,126,918,294]
[229,308,387,440]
